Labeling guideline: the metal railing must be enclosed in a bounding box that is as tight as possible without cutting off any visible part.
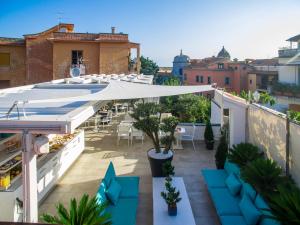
[278,48,300,58]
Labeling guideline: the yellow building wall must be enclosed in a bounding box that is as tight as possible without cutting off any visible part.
[53,42,99,79]
[0,45,26,87]
[99,43,130,74]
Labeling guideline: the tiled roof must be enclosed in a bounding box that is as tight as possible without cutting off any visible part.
[0,37,25,46]
[287,34,300,42]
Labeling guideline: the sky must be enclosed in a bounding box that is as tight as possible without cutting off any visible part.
[1,0,300,66]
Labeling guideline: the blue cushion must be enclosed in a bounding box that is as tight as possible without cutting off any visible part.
[225,160,240,175]
[115,176,139,198]
[106,178,122,205]
[202,169,228,188]
[240,180,256,201]
[255,195,281,225]
[107,198,138,225]
[209,188,241,215]
[239,194,262,225]
[220,216,247,225]
[96,182,107,205]
[226,173,242,196]
[103,162,116,186]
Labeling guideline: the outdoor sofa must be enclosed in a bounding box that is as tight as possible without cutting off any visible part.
[202,160,281,225]
[96,162,139,225]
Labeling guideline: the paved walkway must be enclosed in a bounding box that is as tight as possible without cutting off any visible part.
[39,117,220,225]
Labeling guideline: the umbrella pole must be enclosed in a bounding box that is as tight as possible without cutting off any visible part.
[22,131,38,222]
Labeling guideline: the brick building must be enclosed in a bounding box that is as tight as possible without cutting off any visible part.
[0,23,140,88]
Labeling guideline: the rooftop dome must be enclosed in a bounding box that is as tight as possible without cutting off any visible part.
[217,46,230,59]
[173,49,190,63]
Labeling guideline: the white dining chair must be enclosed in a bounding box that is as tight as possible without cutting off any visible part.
[180,124,196,150]
[117,124,131,146]
[131,127,144,145]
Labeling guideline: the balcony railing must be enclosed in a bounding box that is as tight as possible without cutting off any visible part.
[278,48,300,58]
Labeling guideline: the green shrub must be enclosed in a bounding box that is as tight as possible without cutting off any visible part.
[288,110,300,123]
[215,129,228,169]
[228,143,263,167]
[204,120,214,142]
[160,94,211,123]
[268,186,300,225]
[41,194,111,225]
[241,159,284,197]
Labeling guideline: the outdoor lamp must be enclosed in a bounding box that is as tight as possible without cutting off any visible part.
[253,91,260,103]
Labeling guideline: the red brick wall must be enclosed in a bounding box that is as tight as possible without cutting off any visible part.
[26,33,53,84]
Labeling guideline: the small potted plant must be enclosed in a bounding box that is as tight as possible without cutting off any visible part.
[161,176,181,216]
[131,102,179,177]
[204,120,214,150]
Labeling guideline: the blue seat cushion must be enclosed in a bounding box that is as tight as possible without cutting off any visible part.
[240,180,257,201]
[239,194,262,225]
[255,194,281,225]
[107,198,138,225]
[96,182,107,205]
[226,173,242,196]
[106,178,122,205]
[103,162,116,187]
[202,169,228,188]
[224,160,240,176]
[209,188,241,216]
[115,176,139,198]
[220,216,247,225]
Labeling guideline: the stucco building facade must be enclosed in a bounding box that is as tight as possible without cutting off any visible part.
[0,23,140,88]
[183,47,277,93]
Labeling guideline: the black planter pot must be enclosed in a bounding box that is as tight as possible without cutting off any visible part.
[205,140,214,150]
[168,204,177,216]
[147,149,173,177]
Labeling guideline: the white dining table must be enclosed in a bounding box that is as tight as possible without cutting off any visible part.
[153,177,196,225]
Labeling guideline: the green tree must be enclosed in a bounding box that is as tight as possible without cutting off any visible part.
[140,56,159,76]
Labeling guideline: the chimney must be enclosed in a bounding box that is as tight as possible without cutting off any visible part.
[111,27,116,34]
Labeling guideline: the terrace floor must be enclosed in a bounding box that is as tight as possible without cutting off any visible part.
[39,116,220,225]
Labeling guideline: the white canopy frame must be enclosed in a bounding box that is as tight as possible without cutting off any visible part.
[0,77,214,223]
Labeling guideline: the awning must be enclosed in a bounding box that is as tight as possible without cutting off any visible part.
[28,80,214,104]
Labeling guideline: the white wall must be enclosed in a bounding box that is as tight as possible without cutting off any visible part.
[278,58,298,84]
[214,90,248,147]
[211,100,221,124]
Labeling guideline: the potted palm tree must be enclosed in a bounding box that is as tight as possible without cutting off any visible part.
[41,194,111,225]
[131,102,179,177]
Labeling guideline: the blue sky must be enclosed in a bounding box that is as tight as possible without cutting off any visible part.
[1,0,300,66]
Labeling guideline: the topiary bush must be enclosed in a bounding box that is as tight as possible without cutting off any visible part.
[227,143,264,167]
[204,120,214,150]
[215,129,228,169]
[241,158,284,197]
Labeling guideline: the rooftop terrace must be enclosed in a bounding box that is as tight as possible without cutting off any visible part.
[38,115,220,225]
